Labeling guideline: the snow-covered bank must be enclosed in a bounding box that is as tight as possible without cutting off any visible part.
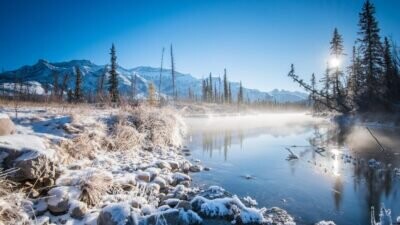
[0,105,298,225]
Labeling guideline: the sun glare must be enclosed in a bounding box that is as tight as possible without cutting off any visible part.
[329,57,341,68]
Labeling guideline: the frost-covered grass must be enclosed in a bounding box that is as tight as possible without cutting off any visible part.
[0,170,30,225]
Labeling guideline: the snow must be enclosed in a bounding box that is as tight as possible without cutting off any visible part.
[0,134,54,158]
[47,186,80,207]
[315,221,336,225]
[102,203,131,225]
[179,209,203,224]
[191,195,266,223]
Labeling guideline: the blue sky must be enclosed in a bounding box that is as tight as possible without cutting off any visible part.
[0,0,399,91]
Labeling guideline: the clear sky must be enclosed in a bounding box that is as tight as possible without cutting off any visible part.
[0,0,399,92]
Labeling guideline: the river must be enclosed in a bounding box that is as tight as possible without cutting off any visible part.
[185,113,400,225]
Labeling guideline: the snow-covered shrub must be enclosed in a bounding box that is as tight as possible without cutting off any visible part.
[127,106,186,148]
[57,168,117,206]
[105,114,145,152]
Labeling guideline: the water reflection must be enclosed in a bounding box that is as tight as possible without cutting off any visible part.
[186,114,400,224]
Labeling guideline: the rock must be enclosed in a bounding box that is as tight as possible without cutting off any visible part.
[140,209,201,225]
[98,203,136,225]
[203,167,211,171]
[156,161,171,170]
[169,161,179,171]
[153,176,167,189]
[47,187,70,214]
[315,221,336,225]
[145,167,160,181]
[0,115,15,136]
[136,171,151,182]
[163,198,180,208]
[180,181,191,187]
[181,162,191,173]
[33,199,48,217]
[69,200,87,219]
[172,172,191,185]
[189,165,202,173]
[263,207,295,225]
[12,151,56,183]
[176,200,192,211]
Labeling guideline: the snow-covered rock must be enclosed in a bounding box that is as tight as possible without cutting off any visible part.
[315,221,336,225]
[0,114,15,136]
[98,203,136,225]
[69,200,88,219]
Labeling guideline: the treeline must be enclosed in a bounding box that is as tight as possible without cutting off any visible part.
[288,0,400,114]
[197,69,244,105]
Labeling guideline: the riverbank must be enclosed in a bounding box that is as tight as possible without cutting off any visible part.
[0,104,302,225]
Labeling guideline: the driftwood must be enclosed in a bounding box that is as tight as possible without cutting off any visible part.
[285,147,299,160]
[366,127,385,152]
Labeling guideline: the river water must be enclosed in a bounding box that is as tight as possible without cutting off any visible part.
[184,113,400,225]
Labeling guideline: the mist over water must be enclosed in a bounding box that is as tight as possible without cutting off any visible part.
[185,113,400,225]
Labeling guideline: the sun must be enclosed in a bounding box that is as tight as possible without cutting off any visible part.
[329,57,341,68]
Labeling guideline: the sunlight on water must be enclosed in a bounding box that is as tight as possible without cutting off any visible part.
[185,113,400,225]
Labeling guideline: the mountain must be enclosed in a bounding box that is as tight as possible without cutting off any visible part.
[0,59,308,102]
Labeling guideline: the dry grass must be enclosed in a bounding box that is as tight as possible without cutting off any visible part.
[0,170,31,225]
[127,106,186,147]
[105,116,145,152]
[78,170,118,207]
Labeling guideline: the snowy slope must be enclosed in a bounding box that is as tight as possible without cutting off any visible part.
[0,59,307,102]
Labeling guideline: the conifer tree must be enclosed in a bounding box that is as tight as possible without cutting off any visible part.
[108,44,119,103]
[329,28,346,110]
[223,69,228,103]
[382,37,397,103]
[228,83,232,104]
[357,0,384,106]
[208,73,213,102]
[67,89,73,103]
[238,81,244,104]
[74,67,83,102]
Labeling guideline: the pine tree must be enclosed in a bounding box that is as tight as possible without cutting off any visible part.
[74,67,83,102]
[347,46,362,106]
[108,44,119,103]
[170,44,176,100]
[208,73,213,102]
[382,37,396,103]
[52,71,59,101]
[67,89,73,103]
[228,83,232,104]
[329,28,346,110]
[357,0,384,107]
[223,69,228,103]
[238,81,244,104]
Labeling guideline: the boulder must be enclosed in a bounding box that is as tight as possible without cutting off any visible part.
[189,165,202,173]
[176,200,192,211]
[136,171,151,182]
[0,115,15,136]
[152,176,167,189]
[47,187,70,214]
[139,209,201,225]
[69,200,87,219]
[97,203,136,225]
[168,161,179,171]
[12,151,55,182]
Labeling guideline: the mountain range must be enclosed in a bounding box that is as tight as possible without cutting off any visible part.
[0,59,308,103]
